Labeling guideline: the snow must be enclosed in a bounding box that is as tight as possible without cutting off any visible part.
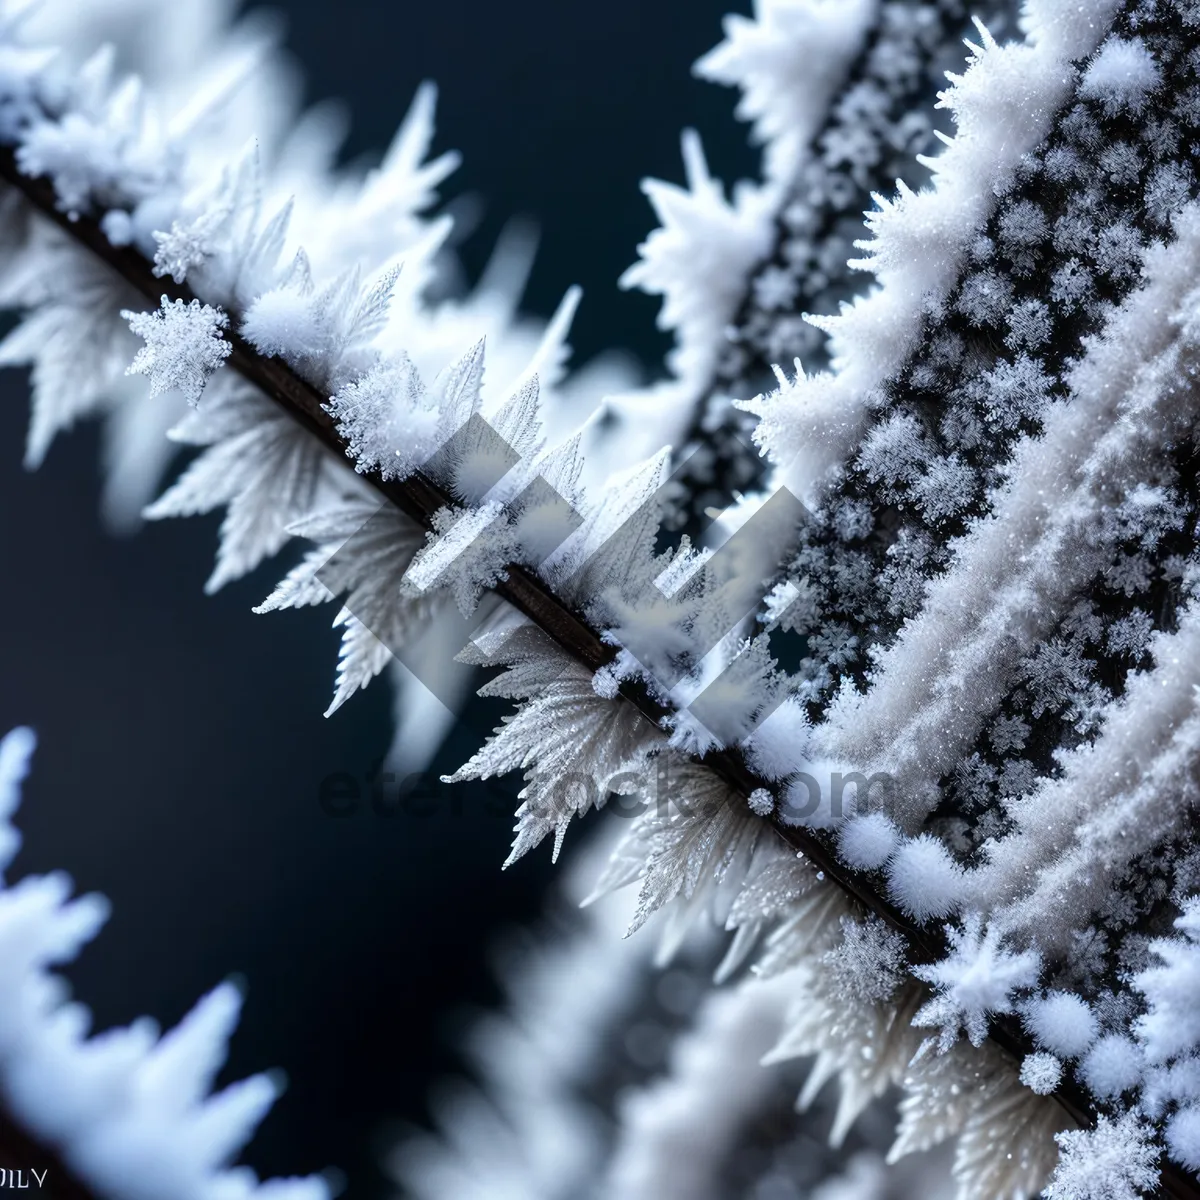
[740,695,811,781]
[1166,1106,1200,1173]
[13,0,1200,1189]
[604,755,766,948]
[1045,1112,1159,1200]
[1020,0,1123,61]
[445,627,665,866]
[123,296,232,406]
[620,130,774,394]
[1004,298,1052,350]
[694,0,873,184]
[913,913,1041,1051]
[240,286,324,359]
[16,74,166,218]
[822,204,1200,837]
[777,756,860,830]
[0,728,328,1200]
[1022,992,1097,1060]
[885,835,964,924]
[1133,895,1200,1066]
[144,377,333,593]
[0,726,34,876]
[325,357,441,481]
[821,915,906,1007]
[1081,37,1163,117]
[1019,1053,1063,1096]
[0,240,147,472]
[746,788,775,817]
[983,600,1200,954]
[405,503,517,617]
[153,208,230,287]
[1,0,631,567]
[836,812,899,871]
[1079,1034,1143,1101]
[744,3,1107,511]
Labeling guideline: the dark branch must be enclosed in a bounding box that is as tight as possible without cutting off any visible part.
[1,147,1194,1200]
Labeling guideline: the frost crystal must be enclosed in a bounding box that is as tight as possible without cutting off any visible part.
[913,913,1041,1051]
[1019,1052,1063,1096]
[152,211,228,286]
[1081,37,1163,116]
[122,296,231,406]
[1022,991,1098,1060]
[821,915,906,1006]
[0,728,328,1200]
[741,695,811,781]
[1133,895,1200,1065]
[746,787,774,817]
[241,287,324,360]
[886,835,964,924]
[836,812,899,871]
[1168,1106,1200,1174]
[326,357,441,481]
[1045,1113,1160,1200]
[1080,1034,1144,1101]
[13,0,1200,1193]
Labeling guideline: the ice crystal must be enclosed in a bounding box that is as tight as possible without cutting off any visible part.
[1022,991,1098,1060]
[122,296,231,406]
[10,0,1200,1193]
[1045,1112,1160,1200]
[913,914,1041,1051]
[821,916,907,1006]
[1019,1052,1063,1096]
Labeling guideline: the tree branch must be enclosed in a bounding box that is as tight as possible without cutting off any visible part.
[1,148,1194,1199]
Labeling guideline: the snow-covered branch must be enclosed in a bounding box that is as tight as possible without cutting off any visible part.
[6,0,1200,1195]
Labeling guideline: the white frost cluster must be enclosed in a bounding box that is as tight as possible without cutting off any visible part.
[1080,36,1163,116]
[607,0,876,467]
[744,4,1117,507]
[693,0,874,184]
[1044,1113,1160,1200]
[123,296,231,406]
[1134,896,1200,1065]
[913,914,1041,1051]
[1079,1035,1143,1102]
[836,812,899,872]
[0,0,633,777]
[8,0,1200,1196]
[1019,1052,1063,1096]
[1022,991,1098,1060]
[886,835,964,924]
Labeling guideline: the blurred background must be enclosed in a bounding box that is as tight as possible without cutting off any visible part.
[0,2,755,1196]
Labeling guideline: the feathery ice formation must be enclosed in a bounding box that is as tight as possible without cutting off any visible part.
[1,0,1200,1196]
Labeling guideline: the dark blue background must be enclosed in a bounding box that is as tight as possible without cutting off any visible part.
[0,2,754,1195]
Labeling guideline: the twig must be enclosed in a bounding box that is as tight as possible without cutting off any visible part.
[1,147,1194,1199]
